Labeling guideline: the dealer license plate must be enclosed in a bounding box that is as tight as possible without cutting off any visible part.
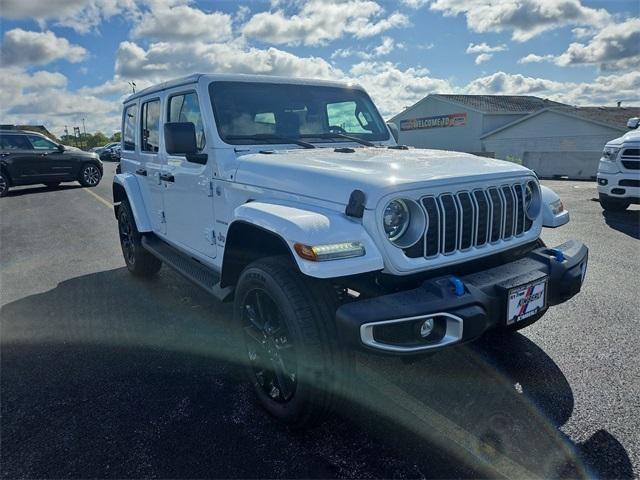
[506,278,548,325]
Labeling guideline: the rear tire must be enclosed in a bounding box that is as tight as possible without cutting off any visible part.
[0,172,9,197]
[117,200,162,277]
[234,256,352,428]
[599,194,629,212]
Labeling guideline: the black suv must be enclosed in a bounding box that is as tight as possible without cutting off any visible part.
[0,130,103,197]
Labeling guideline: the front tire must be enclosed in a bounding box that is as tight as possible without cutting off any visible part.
[599,194,629,212]
[234,257,351,428]
[117,200,162,277]
[79,163,102,187]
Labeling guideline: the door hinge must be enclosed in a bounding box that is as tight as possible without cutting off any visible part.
[204,228,216,245]
[159,210,166,223]
[208,180,214,197]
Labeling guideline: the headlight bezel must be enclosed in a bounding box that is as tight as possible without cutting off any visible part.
[524,180,542,220]
[382,198,426,248]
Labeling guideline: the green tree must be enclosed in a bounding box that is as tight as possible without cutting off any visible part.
[110,131,121,142]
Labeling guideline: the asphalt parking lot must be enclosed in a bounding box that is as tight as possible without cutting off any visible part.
[1,163,639,479]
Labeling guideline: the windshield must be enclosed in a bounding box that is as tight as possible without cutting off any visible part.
[209,81,389,145]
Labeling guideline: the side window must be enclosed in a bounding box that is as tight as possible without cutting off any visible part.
[27,135,58,150]
[141,99,160,153]
[167,92,206,150]
[123,104,137,151]
[326,101,369,134]
[0,134,32,150]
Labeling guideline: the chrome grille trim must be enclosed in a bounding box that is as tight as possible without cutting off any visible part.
[416,182,531,259]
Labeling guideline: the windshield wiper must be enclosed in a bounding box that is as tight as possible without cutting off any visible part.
[226,134,315,149]
[301,132,375,147]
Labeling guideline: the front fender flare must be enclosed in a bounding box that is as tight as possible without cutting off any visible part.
[540,184,570,228]
[233,202,384,279]
[112,173,152,232]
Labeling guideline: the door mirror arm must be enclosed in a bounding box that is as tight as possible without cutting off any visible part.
[186,153,208,165]
[57,144,65,152]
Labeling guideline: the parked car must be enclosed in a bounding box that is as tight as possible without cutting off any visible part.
[113,74,588,427]
[597,117,640,211]
[100,144,121,162]
[0,130,103,197]
[94,142,119,155]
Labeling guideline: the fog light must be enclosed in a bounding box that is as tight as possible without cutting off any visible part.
[419,318,435,338]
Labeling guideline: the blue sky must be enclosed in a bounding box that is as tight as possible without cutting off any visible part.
[1,0,638,136]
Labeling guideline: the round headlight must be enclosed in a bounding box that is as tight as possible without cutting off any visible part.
[524,180,541,220]
[383,199,410,241]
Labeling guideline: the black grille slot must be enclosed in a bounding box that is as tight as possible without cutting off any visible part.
[440,194,458,253]
[422,197,440,257]
[622,148,640,157]
[458,192,474,250]
[514,184,524,235]
[488,188,502,242]
[619,179,640,187]
[501,186,515,238]
[622,161,640,170]
[403,237,425,258]
[473,190,489,246]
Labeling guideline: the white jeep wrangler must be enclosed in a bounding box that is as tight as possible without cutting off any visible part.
[113,74,588,426]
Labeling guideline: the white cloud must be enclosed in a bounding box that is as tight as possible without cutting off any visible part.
[131,3,233,42]
[0,29,87,67]
[400,0,429,8]
[429,0,611,42]
[475,53,492,64]
[0,0,138,34]
[518,53,554,64]
[241,0,409,46]
[466,42,507,54]
[555,17,640,70]
[331,36,399,60]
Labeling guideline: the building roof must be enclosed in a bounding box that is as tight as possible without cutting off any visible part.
[433,94,568,113]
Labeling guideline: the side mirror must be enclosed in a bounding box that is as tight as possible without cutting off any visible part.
[626,117,639,130]
[57,144,65,152]
[164,122,207,165]
[387,122,399,143]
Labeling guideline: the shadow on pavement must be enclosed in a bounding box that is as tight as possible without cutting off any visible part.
[1,267,633,479]
[602,209,640,239]
[5,184,83,197]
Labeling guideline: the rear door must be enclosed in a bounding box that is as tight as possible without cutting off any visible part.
[161,89,216,258]
[0,134,40,183]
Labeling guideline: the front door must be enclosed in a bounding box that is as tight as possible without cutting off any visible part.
[161,91,216,258]
[25,134,75,180]
[0,134,36,183]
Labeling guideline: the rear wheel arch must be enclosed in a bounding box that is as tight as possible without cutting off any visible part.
[112,182,127,219]
[221,221,298,288]
[0,165,12,186]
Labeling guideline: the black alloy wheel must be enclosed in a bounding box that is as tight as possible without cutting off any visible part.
[241,288,297,403]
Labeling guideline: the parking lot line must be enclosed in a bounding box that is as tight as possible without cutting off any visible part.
[83,187,112,208]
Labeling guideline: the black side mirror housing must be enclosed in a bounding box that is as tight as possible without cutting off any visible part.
[57,144,65,152]
[164,122,208,165]
[387,122,399,143]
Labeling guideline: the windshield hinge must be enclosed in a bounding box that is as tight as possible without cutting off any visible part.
[208,180,214,197]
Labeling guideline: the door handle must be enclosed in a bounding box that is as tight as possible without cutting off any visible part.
[135,168,147,176]
[159,173,175,182]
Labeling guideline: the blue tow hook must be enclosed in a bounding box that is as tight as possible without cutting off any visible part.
[449,276,465,297]
[549,248,566,262]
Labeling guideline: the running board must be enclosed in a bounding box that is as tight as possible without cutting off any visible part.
[141,234,233,302]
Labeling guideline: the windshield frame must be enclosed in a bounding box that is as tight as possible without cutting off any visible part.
[208,81,390,147]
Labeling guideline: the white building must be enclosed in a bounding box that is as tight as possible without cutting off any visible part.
[389,94,639,179]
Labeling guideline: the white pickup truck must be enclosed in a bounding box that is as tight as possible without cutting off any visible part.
[113,74,588,426]
[597,117,640,211]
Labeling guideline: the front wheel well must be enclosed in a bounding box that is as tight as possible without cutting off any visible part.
[112,182,127,219]
[221,222,298,288]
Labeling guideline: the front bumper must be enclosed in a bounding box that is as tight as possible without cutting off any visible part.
[336,240,588,355]
[597,170,640,202]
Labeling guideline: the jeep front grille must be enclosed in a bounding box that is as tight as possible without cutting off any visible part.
[405,183,533,259]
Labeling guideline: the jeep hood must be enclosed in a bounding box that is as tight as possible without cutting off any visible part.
[234,147,532,208]
[606,129,640,147]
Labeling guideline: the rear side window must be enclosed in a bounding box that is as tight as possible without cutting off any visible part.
[123,104,137,151]
[27,135,57,150]
[168,92,206,151]
[141,99,160,153]
[0,134,31,150]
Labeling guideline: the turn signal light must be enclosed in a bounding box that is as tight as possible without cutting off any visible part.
[294,242,365,261]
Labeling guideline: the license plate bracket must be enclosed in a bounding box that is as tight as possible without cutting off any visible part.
[506,278,548,325]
